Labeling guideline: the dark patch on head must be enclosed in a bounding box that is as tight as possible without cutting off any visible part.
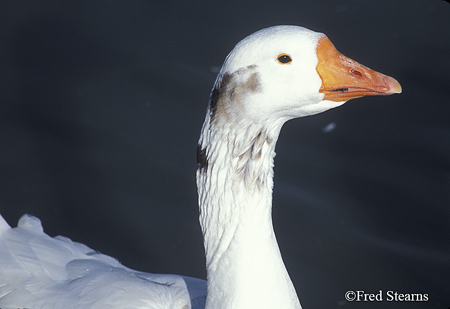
[196,144,208,171]
[209,66,261,123]
[245,72,260,93]
[209,73,231,121]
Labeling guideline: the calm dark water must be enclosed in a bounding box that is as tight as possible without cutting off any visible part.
[1,1,449,308]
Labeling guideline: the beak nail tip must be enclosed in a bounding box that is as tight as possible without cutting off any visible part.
[384,76,402,94]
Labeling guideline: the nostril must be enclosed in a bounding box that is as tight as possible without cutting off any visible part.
[350,69,363,77]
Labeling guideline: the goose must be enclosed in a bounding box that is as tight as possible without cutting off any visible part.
[0,25,401,309]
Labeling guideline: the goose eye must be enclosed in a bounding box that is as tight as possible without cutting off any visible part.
[277,54,292,64]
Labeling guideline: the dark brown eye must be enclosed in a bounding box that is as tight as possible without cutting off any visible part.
[277,54,292,64]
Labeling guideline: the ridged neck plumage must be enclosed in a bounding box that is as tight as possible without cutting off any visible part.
[196,67,301,308]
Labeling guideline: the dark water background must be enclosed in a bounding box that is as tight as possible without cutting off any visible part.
[1,1,449,308]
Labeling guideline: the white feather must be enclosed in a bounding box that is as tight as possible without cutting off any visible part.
[0,215,206,309]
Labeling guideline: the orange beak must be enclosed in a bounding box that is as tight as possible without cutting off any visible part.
[316,36,401,102]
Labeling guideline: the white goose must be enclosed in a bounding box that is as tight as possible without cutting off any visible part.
[0,25,401,309]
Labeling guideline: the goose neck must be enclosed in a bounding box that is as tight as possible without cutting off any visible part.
[196,115,301,308]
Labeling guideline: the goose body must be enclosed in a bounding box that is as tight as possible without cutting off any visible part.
[0,25,400,309]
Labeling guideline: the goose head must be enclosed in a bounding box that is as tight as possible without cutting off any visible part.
[210,25,401,127]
